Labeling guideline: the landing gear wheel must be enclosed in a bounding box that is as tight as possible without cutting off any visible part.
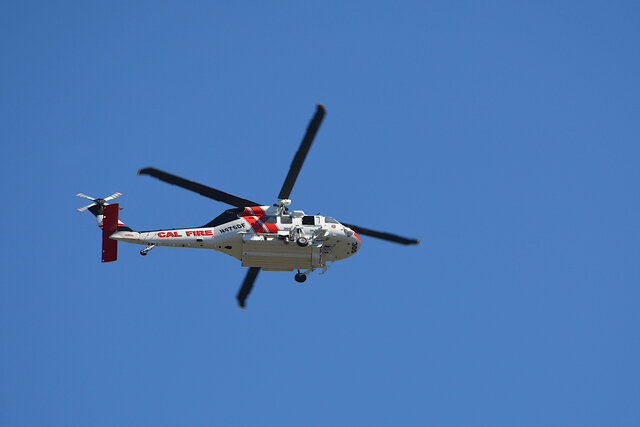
[140,244,155,256]
[296,237,309,247]
[295,273,307,283]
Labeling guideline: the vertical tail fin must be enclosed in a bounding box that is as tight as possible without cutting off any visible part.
[102,203,119,262]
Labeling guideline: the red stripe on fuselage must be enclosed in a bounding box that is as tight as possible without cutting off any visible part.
[251,207,264,216]
[244,215,266,234]
[241,206,278,233]
[263,222,278,233]
[242,206,264,217]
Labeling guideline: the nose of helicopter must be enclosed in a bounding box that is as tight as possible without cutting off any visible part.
[344,227,361,253]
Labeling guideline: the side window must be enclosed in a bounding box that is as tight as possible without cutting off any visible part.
[302,216,315,225]
[280,215,292,224]
[264,216,277,224]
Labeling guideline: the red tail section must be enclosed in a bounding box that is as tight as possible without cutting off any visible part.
[102,203,119,262]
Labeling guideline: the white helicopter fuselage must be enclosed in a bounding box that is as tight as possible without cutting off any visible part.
[109,205,360,271]
[78,105,418,307]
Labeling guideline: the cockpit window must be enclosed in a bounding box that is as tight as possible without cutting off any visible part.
[325,217,338,224]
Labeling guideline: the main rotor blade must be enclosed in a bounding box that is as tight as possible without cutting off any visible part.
[138,167,261,208]
[341,222,420,245]
[277,104,326,200]
[237,267,260,309]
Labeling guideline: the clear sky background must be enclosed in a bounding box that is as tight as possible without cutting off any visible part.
[1,1,639,426]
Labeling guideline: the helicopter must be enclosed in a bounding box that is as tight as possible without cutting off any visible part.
[77,105,419,308]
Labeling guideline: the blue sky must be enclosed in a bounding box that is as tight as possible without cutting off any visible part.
[1,1,639,426]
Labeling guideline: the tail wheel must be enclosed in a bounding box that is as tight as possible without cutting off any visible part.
[294,273,307,283]
[296,237,309,247]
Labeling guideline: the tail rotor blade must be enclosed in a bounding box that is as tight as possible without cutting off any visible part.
[277,104,326,200]
[76,193,96,201]
[237,267,260,309]
[77,203,97,212]
[76,192,121,212]
[103,192,123,202]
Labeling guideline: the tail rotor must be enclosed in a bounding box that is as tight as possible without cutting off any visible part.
[76,191,126,229]
[76,192,123,263]
[76,192,122,212]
